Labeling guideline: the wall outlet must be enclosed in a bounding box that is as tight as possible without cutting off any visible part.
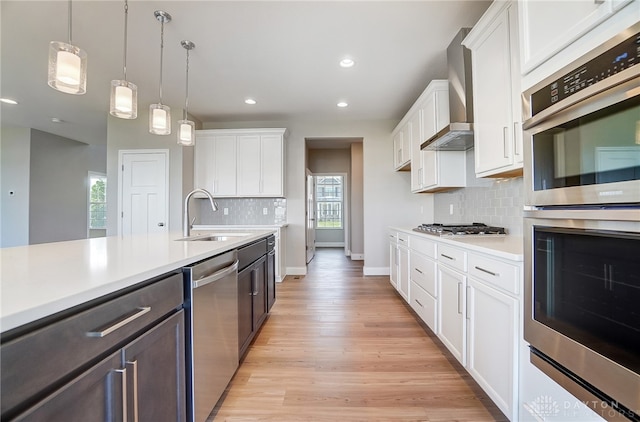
[223,207,229,215]
[263,208,268,215]
[449,204,454,215]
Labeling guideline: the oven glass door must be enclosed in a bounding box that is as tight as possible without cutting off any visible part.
[532,95,640,193]
[533,226,640,376]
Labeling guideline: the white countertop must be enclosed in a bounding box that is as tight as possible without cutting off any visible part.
[0,229,274,333]
[391,227,523,261]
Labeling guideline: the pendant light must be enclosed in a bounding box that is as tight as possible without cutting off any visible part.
[48,0,87,95]
[149,10,171,135]
[110,0,137,119]
[177,40,196,146]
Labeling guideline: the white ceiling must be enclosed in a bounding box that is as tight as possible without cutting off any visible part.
[0,1,491,146]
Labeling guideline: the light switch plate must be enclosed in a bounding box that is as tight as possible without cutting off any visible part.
[263,208,268,215]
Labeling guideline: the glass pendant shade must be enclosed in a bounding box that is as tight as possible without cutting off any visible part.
[48,41,87,95]
[110,80,137,119]
[177,120,195,146]
[149,103,170,135]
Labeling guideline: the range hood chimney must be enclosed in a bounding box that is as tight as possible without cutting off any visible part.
[421,28,474,151]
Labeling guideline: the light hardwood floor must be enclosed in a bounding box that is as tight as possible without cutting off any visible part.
[212,248,507,421]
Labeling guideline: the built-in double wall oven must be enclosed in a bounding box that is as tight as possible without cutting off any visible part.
[522,22,640,421]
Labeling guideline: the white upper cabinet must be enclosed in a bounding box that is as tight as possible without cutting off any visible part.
[393,123,411,171]
[194,133,237,196]
[195,128,287,198]
[405,80,465,193]
[464,1,523,178]
[518,0,637,89]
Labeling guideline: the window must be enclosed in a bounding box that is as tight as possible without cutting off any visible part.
[315,175,343,229]
[89,173,107,229]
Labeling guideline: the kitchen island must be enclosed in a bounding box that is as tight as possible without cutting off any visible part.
[1,230,274,422]
[0,229,274,333]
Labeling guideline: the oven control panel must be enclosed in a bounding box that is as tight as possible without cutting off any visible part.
[531,29,640,117]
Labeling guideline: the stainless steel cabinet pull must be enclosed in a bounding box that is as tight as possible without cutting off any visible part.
[87,307,151,338]
[399,238,406,243]
[503,127,509,158]
[415,299,424,308]
[441,254,455,261]
[268,241,275,246]
[251,269,258,296]
[126,360,139,422]
[193,260,239,289]
[474,266,498,277]
[114,368,127,422]
[457,282,462,315]
[157,222,164,227]
[466,286,471,320]
[514,122,521,155]
[268,250,276,256]
[415,268,423,274]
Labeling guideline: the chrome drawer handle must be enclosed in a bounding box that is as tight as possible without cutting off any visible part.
[474,266,499,277]
[414,268,423,274]
[441,254,455,261]
[114,367,127,422]
[414,299,424,308]
[86,307,151,338]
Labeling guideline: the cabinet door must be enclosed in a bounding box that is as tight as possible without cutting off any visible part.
[422,150,438,188]
[238,265,254,356]
[236,135,262,196]
[437,264,466,365]
[398,245,410,301]
[409,109,424,191]
[12,352,123,422]
[519,0,612,74]
[393,131,403,169]
[260,135,284,196]
[467,278,518,420]
[473,8,514,175]
[213,135,237,196]
[194,135,216,194]
[252,256,268,330]
[123,311,186,422]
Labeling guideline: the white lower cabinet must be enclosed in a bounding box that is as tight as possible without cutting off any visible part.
[397,233,410,301]
[437,263,467,366]
[389,228,522,421]
[467,277,518,419]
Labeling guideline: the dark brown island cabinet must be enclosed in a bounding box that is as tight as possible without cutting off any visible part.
[0,272,187,422]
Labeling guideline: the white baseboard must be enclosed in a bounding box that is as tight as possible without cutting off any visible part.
[315,242,345,247]
[350,253,364,261]
[363,267,390,276]
[286,267,307,276]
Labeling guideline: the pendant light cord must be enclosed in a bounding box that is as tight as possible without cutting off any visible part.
[184,48,190,120]
[123,0,128,80]
[67,0,73,44]
[159,19,164,104]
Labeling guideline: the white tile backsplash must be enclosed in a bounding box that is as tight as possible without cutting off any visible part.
[198,198,286,225]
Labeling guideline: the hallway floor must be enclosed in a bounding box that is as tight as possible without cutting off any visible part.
[212,248,507,421]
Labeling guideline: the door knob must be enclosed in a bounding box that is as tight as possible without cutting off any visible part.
[158,222,165,227]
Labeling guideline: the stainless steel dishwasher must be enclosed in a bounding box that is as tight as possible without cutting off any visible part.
[183,250,239,422]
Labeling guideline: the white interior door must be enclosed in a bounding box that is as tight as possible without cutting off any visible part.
[306,169,316,264]
[119,150,169,236]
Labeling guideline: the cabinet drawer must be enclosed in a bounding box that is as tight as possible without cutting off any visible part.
[410,281,437,333]
[438,244,466,272]
[468,253,520,295]
[410,251,437,297]
[397,232,409,246]
[1,273,183,417]
[409,235,437,259]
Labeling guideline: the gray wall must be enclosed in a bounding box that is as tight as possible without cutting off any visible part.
[350,143,364,258]
[29,130,106,244]
[433,148,524,236]
[0,126,31,247]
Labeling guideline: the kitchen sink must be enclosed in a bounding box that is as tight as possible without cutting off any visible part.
[175,233,251,242]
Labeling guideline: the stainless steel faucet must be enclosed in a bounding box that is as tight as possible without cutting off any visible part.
[183,188,218,237]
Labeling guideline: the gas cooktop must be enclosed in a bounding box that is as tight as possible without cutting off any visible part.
[413,223,506,236]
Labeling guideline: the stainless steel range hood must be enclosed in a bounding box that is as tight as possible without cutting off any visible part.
[421,28,474,151]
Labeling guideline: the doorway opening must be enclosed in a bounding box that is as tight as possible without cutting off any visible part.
[304,137,363,266]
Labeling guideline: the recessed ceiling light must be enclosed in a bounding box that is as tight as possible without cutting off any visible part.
[0,98,18,105]
[51,117,64,123]
[339,58,355,68]
[337,102,348,108]
[245,98,257,105]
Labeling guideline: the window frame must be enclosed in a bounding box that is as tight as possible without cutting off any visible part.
[88,172,107,231]
[314,174,344,230]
